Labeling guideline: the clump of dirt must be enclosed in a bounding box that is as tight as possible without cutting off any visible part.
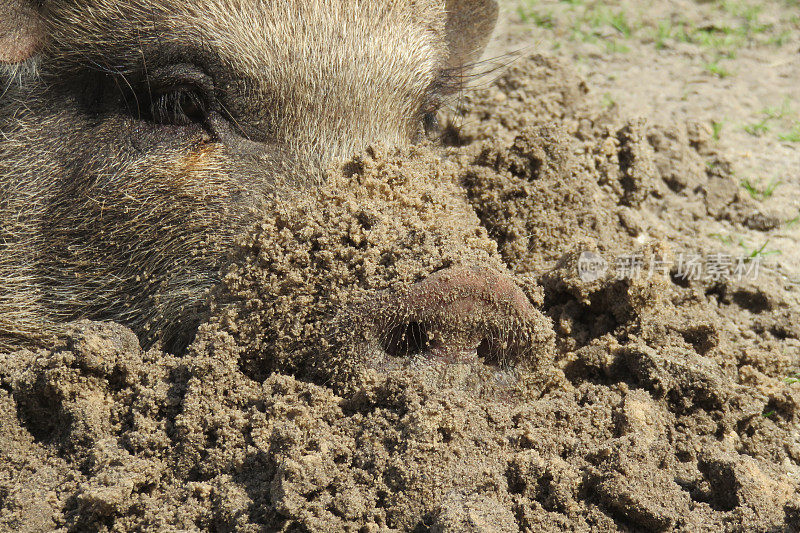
[2,53,799,532]
[214,145,554,388]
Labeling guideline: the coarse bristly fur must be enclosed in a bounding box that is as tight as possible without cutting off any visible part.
[0,0,498,353]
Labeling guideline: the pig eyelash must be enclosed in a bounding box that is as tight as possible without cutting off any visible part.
[148,86,208,126]
[435,51,523,98]
[418,91,442,137]
[422,111,439,137]
[423,51,527,144]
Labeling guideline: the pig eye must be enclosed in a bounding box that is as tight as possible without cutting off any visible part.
[149,87,208,126]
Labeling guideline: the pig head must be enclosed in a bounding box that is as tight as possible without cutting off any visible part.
[0,1,503,355]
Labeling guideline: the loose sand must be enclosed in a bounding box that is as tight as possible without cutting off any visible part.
[2,2,800,531]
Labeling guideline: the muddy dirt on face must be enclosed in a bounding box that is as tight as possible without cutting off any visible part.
[2,53,800,532]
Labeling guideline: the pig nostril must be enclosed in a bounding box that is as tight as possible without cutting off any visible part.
[476,337,497,366]
[476,334,518,368]
[382,321,430,358]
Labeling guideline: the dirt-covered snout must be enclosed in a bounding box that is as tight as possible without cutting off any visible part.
[226,153,557,387]
[0,0,499,353]
[362,266,546,368]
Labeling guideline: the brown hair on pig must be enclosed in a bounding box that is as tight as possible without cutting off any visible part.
[0,0,498,352]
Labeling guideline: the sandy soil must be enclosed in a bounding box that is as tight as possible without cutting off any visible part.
[493,0,800,279]
[2,1,800,532]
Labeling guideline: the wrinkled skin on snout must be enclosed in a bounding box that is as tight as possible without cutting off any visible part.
[0,0,501,354]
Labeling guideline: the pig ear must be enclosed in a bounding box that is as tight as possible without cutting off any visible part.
[0,1,44,63]
[443,0,499,71]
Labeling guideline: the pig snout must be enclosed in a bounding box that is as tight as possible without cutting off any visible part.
[369,266,540,367]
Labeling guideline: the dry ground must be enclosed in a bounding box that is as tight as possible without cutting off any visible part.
[493,0,800,278]
[1,2,799,532]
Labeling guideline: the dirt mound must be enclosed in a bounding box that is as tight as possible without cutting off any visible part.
[2,53,799,532]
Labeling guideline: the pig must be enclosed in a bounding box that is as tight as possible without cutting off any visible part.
[0,0,521,356]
